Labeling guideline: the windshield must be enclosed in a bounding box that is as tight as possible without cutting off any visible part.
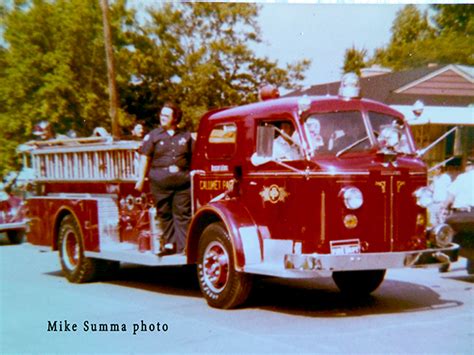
[299,111,370,156]
[368,112,414,154]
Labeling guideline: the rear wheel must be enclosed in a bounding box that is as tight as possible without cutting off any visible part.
[332,269,386,296]
[7,230,25,244]
[58,215,106,283]
[197,222,253,309]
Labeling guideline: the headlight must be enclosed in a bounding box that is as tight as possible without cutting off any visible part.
[413,187,433,208]
[378,125,401,149]
[341,187,363,210]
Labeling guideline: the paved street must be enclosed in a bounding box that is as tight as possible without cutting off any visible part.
[0,234,473,354]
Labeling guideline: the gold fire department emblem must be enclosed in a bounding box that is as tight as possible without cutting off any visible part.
[260,184,289,204]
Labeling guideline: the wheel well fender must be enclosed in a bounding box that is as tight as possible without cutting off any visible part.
[187,200,262,270]
[52,208,74,250]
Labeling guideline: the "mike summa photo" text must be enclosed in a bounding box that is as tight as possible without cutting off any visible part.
[47,320,169,335]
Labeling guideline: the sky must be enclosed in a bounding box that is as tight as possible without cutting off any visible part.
[0,1,428,88]
[255,3,408,86]
[133,1,429,88]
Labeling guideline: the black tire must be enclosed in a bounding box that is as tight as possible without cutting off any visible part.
[58,215,105,283]
[467,259,474,275]
[7,230,25,244]
[332,269,386,296]
[100,260,121,280]
[197,222,253,309]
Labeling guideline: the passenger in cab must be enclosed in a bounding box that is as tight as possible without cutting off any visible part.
[305,117,324,151]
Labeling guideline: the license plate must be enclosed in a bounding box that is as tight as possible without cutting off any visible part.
[330,239,361,255]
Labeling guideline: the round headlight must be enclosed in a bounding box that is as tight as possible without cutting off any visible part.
[378,126,401,149]
[338,72,360,99]
[341,187,363,210]
[413,187,433,208]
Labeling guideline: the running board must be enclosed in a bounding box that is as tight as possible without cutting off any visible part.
[85,246,187,266]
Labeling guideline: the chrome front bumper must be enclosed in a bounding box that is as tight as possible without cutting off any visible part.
[0,221,28,232]
[284,243,459,272]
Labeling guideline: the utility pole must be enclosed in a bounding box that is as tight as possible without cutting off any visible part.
[100,0,120,138]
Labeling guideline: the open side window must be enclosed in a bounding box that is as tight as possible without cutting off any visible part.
[255,120,302,161]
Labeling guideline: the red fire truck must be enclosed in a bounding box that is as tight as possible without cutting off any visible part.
[24,74,458,309]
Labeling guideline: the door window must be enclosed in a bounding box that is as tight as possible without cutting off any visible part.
[206,123,237,160]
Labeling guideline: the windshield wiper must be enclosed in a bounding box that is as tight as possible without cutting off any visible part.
[336,136,370,158]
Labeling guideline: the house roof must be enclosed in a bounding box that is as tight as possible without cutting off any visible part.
[287,64,474,107]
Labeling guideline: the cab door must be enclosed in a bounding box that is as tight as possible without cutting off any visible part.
[240,118,321,251]
[192,121,238,212]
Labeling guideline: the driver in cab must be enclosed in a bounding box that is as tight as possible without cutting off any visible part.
[273,122,301,161]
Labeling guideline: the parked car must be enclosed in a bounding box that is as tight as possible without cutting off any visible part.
[0,179,28,244]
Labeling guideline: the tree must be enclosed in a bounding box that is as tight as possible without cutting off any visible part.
[369,4,473,71]
[342,46,367,75]
[0,1,310,176]
[0,0,134,176]
[125,3,310,129]
[390,4,432,46]
[431,4,474,35]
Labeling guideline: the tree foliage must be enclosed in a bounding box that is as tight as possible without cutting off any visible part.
[370,4,473,71]
[124,2,310,129]
[0,0,133,175]
[0,1,310,176]
[431,4,474,34]
[342,46,367,75]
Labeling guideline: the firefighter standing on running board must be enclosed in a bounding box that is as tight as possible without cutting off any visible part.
[135,102,193,256]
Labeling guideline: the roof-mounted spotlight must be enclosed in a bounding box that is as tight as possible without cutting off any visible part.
[338,72,361,99]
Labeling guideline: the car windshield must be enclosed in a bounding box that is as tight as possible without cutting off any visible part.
[368,112,414,154]
[298,111,371,156]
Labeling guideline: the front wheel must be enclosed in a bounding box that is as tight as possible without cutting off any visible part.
[332,269,386,296]
[58,215,106,283]
[197,222,253,309]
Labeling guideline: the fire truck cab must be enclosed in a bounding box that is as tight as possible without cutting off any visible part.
[25,75,458,309]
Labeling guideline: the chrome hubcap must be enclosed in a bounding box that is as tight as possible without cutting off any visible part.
[203,241,229,293]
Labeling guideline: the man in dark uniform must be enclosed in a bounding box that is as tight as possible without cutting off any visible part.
[135,102,193,255]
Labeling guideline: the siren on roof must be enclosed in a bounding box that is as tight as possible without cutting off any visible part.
[338,72,360,99]
[258,84,280,101]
